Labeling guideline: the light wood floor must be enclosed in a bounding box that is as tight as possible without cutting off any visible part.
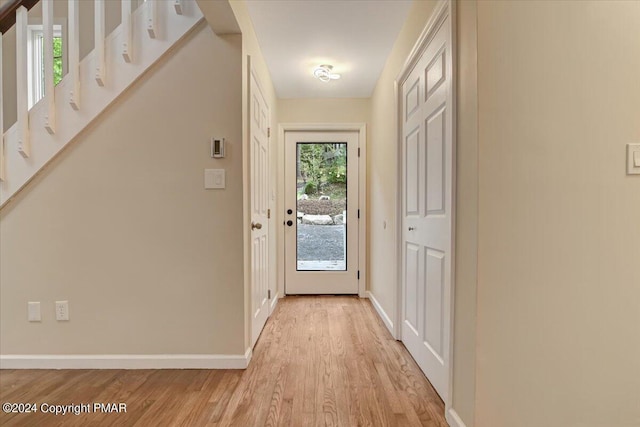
[0,296,447,426]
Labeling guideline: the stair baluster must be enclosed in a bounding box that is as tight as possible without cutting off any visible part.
[174,0,183,15]
[147,0,157,39]
[95,0,105,86]
[16,6,30,158]
[43,0,55,134]
[122,0,132,63]
[68,0,80,110]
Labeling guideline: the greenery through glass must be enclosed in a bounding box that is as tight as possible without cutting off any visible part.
[53,37,63,85]
[296,142,348,271]
[37,36,63,90]
[297,143,347,199]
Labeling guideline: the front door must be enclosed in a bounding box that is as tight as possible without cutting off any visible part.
[250,69,270,347]
[400,11,453,400]
[284,131,359,294]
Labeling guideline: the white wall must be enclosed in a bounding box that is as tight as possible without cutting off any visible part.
[475,1,640,426]
[0,23,246,355]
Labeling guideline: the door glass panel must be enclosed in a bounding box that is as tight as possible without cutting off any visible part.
[296,142,347,271]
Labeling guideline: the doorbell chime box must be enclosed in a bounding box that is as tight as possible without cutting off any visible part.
[211,137,225,158]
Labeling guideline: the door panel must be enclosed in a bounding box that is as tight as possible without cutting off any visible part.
[405,78,420,119]
[401,14,452,400]
[405,128,420,215]
[284,131,359,294]
[425,248,444,359]
[426,107,446,214]
[405,243,421,334]
[250,70,270,348]
[426,48,446,98]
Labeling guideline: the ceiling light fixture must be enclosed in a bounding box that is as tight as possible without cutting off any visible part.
[313,64,341,82]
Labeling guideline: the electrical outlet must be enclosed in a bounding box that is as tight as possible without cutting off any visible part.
[28,302,41,322]
[55,301,69,321]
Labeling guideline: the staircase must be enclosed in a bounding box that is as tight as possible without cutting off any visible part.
[0,0,204,207]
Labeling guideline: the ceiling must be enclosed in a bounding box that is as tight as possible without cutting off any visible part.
[245,0,413,99]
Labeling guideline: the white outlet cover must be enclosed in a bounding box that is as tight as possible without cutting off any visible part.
[28,302,41,322]
[55,300,69,321]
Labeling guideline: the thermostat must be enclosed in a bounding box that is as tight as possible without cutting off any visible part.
[211,137,225,158]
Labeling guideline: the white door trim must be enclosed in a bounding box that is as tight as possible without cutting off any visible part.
[278,123,367,298]
[394,0,457,416]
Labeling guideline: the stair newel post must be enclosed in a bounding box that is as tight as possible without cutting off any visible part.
[94,0,105,86]
[0,32,5,182]
[43,0,56,134]
[122,0,132,63]
[68,0,80,110]
[16,6,30,158]
[146,0,157,39]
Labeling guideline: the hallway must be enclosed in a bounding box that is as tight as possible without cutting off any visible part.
[0,297,447,426]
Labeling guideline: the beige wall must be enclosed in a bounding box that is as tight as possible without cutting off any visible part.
[0,23,246,355]
[278,98,369,124]
[453,0,478,425]
[475,1,640,426]
[228,0,279,350]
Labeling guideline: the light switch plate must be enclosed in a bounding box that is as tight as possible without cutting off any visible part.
[28,302,41,322]
[628,144,640,175]
[204,169,225,189]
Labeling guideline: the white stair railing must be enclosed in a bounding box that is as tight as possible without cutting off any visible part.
[0,0,204,207]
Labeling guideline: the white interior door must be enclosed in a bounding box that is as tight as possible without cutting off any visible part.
[400,12,453,400]
[284,131,359,294]
[250,69,270,347]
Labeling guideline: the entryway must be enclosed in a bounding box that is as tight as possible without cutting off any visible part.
[281,126,366,295]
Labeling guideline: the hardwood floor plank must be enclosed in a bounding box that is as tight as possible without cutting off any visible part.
[0,296,446,427]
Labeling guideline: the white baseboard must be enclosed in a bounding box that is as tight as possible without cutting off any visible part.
[243,347,253,367]
[366,291,394,336]
[446,408,468,427]
[270,291,279,313]
[0,349,253,370]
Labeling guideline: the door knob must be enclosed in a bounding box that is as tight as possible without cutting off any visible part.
[251,222,262,230]
[286,220,293,227]
[408,227,416,231]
